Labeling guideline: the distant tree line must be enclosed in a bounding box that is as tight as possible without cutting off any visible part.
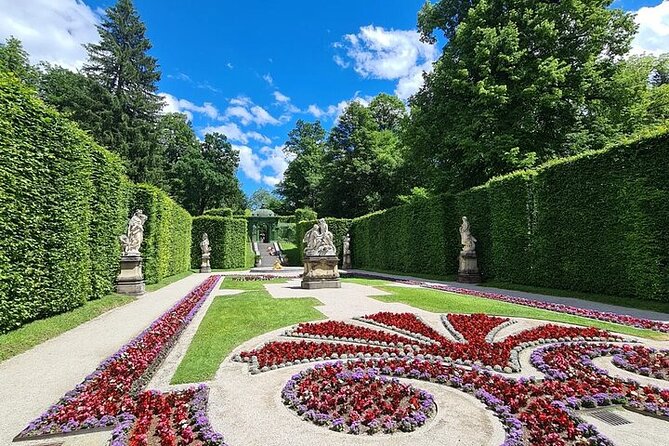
[278,0,669,218]
[0,0,246,216]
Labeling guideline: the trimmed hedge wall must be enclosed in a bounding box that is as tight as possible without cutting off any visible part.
[295,207,317,223]
[131,184,192,284]
[296,218,352,264]
[192,216,249,270]
[203,208,233,217]
[349,131,669,301]
[0,74,194,333]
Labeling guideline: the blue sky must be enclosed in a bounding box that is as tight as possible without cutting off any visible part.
[1,0,668,195]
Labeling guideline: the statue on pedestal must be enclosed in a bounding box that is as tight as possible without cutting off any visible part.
[457,216,481,283]
[200,233,212,273]
[117,209,147,296]
[119,209,147,256]
[301,218,340,289]
[342,233,352,269]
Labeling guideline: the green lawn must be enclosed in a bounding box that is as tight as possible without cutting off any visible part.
[341,277,391,286]
[219,277,288,290]
[279,241,300,266]
[375,285,667,340]
[483,280,669,315]
[0,293,134,362]
[171,287,323,384]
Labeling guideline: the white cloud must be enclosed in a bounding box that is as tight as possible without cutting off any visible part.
[273,91,290,103]
[0,0,100,70]
[201,123,271,145]
[306,94,372,121]
[233,144,292,186]
[631,1,669,55]
[336,25,437,100]
[226,62,234,69]
[333,54,350,68]
[159,93,220,121]
[263,73,274,85]
[224,96,281,126]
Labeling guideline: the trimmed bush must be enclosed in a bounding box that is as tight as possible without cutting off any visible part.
[296,218,352,264]
[192,216,248,270]
[203,208,233,217]
[0,74,93,332]
[347,131,669,301]
[295,207,317,223]
[131,184,192,284]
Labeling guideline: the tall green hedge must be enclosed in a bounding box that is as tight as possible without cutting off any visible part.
[131,184,192,284]
[203,208,233,217]
[192,216,248,270]
[296,218,352,264]
[0,74,194,333]
[295,207,317,223]
[348,131,669,301]
[1,74,93,332]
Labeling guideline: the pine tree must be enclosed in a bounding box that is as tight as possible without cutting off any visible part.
[83,0,164,184]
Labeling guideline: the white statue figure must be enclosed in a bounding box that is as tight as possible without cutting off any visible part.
[342,233,352,269]
[303,219,337,257]
[459,216,477,254]
[120,209,147,256]
[200,233,211,256]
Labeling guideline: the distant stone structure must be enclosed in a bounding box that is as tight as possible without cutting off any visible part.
[302,218,341,289]
[342,233,352,269]
[117,210,147,296]
[457,216,482,283]
[200,232,212,273]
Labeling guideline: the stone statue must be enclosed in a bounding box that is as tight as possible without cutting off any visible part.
[120,209,147,256]
[200,233,211,255]
[200,233,212,273]
[303,219,337,257]
[459,216,477,254]
[317,219,336,256]
[301,218,341,289]
[303,224,321,256]
[342,233,352,269]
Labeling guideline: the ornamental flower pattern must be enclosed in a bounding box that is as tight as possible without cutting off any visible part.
[16,275,227,446]
[237,312,669,445]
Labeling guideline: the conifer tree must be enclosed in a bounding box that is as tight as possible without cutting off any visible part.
[83,0,164,184]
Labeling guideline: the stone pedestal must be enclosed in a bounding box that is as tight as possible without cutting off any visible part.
[116,255,146,296]
[458,251,481,284]
[200,253,211,273]
[302,255,341,289]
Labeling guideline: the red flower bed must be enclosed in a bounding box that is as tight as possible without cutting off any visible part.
[612,345,669,380]
[362,312,451,344]
[282,362,435,434]
[17,275,226,445]
[290,320,424,346]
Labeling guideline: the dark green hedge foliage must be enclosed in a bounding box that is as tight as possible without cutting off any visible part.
[203,208,233,217]
[295,207,317,223]
[296,218,352,264]
[0,74,194,333]
[131,184,192,284]
[348,132,669,301]
[192,216,248,270]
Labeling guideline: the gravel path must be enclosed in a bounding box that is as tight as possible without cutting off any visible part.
[0,273,216,446]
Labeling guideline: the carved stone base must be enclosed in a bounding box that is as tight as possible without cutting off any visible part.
[302,255,341,289]
[458,251,481,284]
[117,255,146,296]
[200,254,211,273]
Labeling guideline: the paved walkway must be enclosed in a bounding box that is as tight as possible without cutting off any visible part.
[346,269,669,321]
[0,273,214,446]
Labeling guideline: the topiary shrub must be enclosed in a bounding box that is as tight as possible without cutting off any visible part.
[192,216,248,270]
[203,208,233,217]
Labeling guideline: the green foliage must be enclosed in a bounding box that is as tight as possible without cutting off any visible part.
[191,216,248,270]
[248,189,285,212]
[203,208,233,217]
[0,37,39,86]
[295,207,317,223]
[0,73,93,332]
[296,218,352,264]
[131,184,192,284]
[408,0,638,192]
[349,131,669,301]
[88,146,132,298]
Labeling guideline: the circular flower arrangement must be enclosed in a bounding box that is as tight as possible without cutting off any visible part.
[612,345,669,381]
[281,362,435,435]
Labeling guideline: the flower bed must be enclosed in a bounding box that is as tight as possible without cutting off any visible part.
[611,346,669,381]
[281,362,435,434]
[347,271,669,333]
[16,275,227,445]
[224,274,297,281]
[288,320,427,347]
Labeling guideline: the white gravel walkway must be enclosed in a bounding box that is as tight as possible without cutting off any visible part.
[0,273,216,446]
